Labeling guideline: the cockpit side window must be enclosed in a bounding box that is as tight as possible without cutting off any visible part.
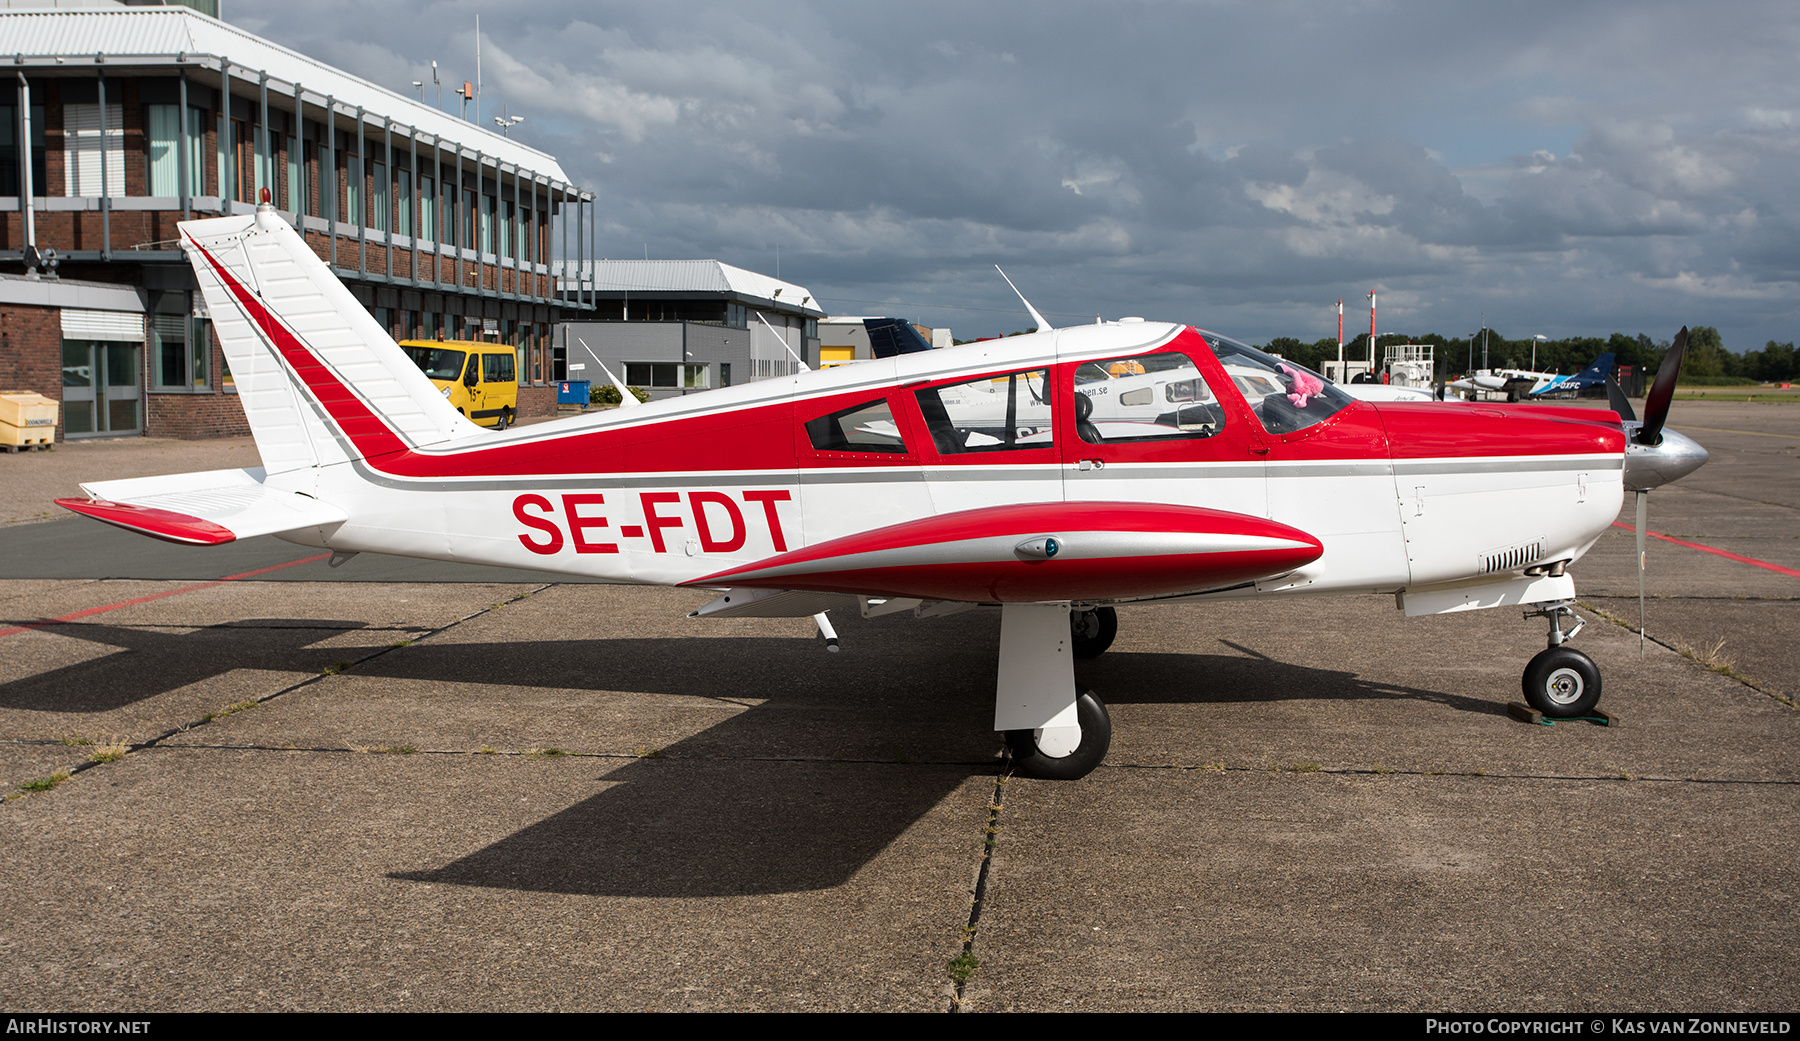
[913,369,1053,454]
[1072,349,1226,444]
[1200,333,1353,435]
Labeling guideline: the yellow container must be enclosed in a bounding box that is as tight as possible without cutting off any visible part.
[0,418,53,449]
[0,391,58,429]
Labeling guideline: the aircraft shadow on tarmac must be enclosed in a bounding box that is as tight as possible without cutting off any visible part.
[3,614,1497,897]
[0,619,379,712]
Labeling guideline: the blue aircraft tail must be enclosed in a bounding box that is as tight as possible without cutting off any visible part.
[864,318,934,358]
[1567,352,1615,389]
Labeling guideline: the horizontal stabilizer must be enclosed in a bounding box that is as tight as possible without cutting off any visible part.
[57,467,347,545]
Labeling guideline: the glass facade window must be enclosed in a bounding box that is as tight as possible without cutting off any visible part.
[62,340,140,436]
[371,162,388,231]
[145,105,205,197]
[285,134,300,212]
[419,176,435,240]
[150,292,208,391]
[397,169,411,237]
[623,362,708,389]
[345,154,362,225]
[0,103,47,196]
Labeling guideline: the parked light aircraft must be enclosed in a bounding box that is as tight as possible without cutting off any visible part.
[57,205,1710,779]
[1449,353,1616,402]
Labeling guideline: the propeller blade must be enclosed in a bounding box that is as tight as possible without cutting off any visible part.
[1607,373,1637,422]
[1636,489,1648,657]
[1636,326,1688,446]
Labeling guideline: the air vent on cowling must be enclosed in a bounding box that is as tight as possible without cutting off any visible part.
[1480,539,1545,575]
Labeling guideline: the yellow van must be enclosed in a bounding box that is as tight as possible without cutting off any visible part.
[399,340,518,430]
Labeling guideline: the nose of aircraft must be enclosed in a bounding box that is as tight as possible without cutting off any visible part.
[1623,422,1709,490]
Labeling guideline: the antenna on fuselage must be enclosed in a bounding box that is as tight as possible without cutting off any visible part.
[576,337,642,409]
[755,311,811,373]
[995,265,1053,333]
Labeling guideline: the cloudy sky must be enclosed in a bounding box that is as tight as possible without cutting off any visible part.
[231,0,1800,349]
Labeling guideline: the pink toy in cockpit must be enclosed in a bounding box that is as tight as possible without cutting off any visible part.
[1279,363,1325,407]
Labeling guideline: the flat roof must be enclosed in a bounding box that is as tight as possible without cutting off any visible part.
[572,260,825,318]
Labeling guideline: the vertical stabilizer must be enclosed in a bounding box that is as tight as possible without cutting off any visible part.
[182,209,482,475]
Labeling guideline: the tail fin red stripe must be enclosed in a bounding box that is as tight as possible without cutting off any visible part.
[189,236,410,460]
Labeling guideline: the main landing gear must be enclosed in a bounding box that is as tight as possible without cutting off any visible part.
[1070,606,1117,660]
[1521,600,1602,717]
[996,603,1114,779]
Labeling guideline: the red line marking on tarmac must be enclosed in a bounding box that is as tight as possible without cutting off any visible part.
[1612,522,1800,579]
[0,553,332,638]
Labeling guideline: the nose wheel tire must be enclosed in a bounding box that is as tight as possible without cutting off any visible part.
[1070,606,1117,660]
[1005,690,1112,780]
[1522,646,1602,717]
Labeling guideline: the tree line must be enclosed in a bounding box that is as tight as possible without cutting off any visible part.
[1260,328,1800,384]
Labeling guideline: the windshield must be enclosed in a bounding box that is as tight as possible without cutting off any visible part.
[1196,331,1354,435]
[403,345,467,381]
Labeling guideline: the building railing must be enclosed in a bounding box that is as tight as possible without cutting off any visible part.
[2,48,603,311]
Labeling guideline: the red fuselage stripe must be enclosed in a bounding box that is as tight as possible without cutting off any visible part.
[1611,521,1800,579]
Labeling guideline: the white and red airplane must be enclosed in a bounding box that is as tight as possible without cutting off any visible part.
[57,204,1710,779]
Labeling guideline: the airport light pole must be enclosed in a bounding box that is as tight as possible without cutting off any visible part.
[1336,298,1343,374]
[1366,291,1377,376]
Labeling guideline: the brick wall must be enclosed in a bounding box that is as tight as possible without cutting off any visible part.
[0,305,62,410]
[517,383,555,419]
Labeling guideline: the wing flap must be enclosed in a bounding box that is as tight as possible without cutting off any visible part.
[56,467,348,546]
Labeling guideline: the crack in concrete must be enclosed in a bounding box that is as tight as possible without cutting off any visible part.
[949,770,1007,1013]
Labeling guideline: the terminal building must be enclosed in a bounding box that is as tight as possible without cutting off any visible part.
[0,0,600,439]
[558,259,824,400]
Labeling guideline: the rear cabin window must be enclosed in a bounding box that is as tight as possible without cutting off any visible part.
[805,398,908,454]
[913,369,1053,454]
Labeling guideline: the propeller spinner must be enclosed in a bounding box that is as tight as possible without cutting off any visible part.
[1621,327,1710,492]
[1614,327,1712,655]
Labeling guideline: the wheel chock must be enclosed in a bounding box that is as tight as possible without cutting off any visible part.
[1507,702,1617,726]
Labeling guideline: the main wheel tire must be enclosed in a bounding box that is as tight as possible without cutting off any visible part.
[1522,646,1602,717]
[1070,606,1118,660]
[1005,690,1112,780]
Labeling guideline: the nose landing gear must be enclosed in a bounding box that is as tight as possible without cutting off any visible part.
[1521,600,1602,717]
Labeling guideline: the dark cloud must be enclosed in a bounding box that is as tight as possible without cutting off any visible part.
[230,0,1800,347]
